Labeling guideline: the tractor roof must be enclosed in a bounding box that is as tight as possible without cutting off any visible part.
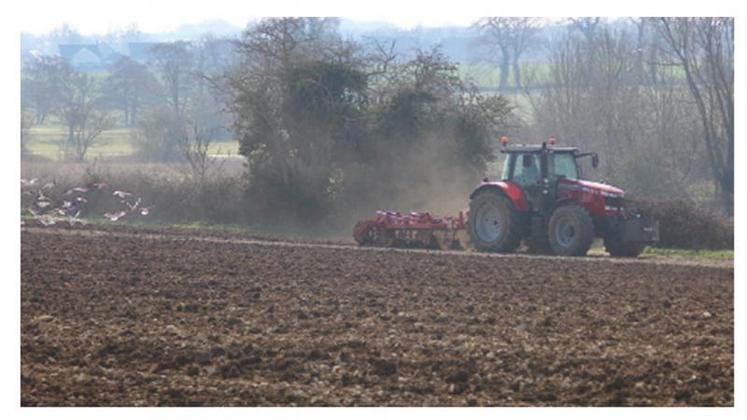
[501,144,579,154]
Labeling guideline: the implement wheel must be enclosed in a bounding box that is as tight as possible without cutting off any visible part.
[353,221,375,245]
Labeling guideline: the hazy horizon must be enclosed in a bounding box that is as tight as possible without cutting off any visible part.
[19,16,481,37]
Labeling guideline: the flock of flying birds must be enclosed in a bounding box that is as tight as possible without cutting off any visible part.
[21,178,153,227]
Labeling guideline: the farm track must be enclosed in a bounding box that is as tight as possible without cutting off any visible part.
[21,225,733,406]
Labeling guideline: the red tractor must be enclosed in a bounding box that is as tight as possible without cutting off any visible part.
[467,139,659,257]
[354,139,659,257]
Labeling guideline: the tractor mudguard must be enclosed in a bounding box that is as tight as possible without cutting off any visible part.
[469,182,529,212]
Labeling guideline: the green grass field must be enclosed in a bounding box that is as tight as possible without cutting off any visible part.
[588,243,732,260]
[458,61,552,91]
[26,124,240,161]
[641,247,734,260]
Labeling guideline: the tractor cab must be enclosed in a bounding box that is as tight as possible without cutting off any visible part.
[499,142,599,213]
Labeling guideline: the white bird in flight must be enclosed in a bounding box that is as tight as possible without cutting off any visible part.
[104,211,127,221]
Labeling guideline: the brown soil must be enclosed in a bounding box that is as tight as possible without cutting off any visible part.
[21,226,733,406]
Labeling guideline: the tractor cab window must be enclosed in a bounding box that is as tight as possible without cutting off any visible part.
[512,153,541,186]
[500,154,511,180]
[549,152,579,180]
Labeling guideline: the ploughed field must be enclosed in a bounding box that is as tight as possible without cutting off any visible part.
[21,226,733,406]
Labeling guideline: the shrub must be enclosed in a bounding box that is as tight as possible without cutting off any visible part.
[635,199,733,250]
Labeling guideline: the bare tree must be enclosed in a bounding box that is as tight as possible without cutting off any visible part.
[568,17,602,42]
[656,17,734,213]
[477,17,541,92]
[150,41,194,115]
[175,80,226,180]
[521,19,727,207]
[21,109,34,156]
[193,34,238,80]
[628,17,665,87]
[21,56,74,124]
[59,73,114,162]
[524,26,693,190]
[362,38,401,104]
[237,17,339,69]
[103,57,159,126]
[177,115,220,181]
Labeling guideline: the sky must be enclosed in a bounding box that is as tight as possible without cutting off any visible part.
[17,0,481,35]
[15,0,739,36]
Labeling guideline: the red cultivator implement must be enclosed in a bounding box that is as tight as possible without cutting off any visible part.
[353,210,468,250]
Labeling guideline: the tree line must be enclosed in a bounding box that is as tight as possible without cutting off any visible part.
[21,17,734,220]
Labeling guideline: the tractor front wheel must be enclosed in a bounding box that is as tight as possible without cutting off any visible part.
[604,236,646,257]
[548,205,594,256]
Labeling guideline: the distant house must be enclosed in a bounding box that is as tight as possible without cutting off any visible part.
[58,42,121,71]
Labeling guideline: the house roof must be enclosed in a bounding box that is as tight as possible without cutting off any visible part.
[58,42,121,66]
[59,44,97,60]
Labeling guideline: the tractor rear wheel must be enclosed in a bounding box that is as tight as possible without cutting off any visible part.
[548,205,594,256]
[468,189,522,253]
[604,236,646,257]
